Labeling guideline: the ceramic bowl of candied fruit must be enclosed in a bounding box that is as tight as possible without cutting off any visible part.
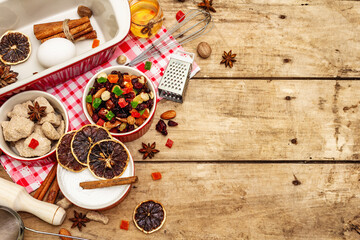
[0,90,69,164]
[82,66,157,142]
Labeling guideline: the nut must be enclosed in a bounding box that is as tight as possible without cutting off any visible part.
[86,103,94,117]
[160,110,176,120]
[77,5,93,18]
[101,90,111,101]
[149,91,154,99]
[140,92,149,102]
[93,87,106,99]
[116,55,127,65]
[138,76,145,84]
[97,72,107,79]
[197,42,212,59]
[59,228,72,240]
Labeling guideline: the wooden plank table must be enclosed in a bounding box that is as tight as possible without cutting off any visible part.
[2,0,360,239]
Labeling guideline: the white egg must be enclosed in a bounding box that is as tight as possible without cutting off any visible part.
[37,38,76,68]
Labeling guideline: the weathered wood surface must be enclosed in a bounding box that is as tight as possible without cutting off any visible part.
[0,164,358,240]
[126,79,360,161]
[161,0,360,78]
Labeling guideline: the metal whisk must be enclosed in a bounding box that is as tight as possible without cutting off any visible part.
[126,9,213,67]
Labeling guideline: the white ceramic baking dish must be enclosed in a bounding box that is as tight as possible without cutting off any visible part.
[0,0,130,104]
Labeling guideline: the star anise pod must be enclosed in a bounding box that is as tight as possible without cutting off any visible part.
[139,142,160,160]
[0,63,18,88]
[198,0,216,12]
[69,210,91,231]
[220,50,236,68]
[28,101,47,122]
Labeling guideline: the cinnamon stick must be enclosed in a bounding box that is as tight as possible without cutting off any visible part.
[33,163,57,199]
[80,176,138,189]
[37,164,58,200]
[34,17,90,40]
[74,30,97,42]
[40,22,92,42]
[46,178,60,204]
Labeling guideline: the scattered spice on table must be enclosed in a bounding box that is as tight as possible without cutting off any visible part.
[197,42,212,59]
[69,210,91,231]
[151,172,162,180]
[120,220,129,230]
[165,138,174,148]
[0,63,18,88]
[139,142,160,159]
[198,0,216,13]
[220,50,236,68]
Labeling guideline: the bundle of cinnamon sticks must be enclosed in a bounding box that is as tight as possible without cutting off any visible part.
[33,164,60,203]
[34,16,97,43]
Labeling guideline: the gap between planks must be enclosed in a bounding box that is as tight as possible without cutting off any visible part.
[133,160,360,164]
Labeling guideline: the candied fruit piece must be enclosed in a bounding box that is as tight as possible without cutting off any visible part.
[28,138,39,149]
[165,138,173,148]
[151,172,162,180]
[144,61,152,70]
[92,39,100,48]
[176,10,185,22]
[120,220,129,230]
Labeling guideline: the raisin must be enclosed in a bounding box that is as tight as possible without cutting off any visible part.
[92,114,99,123]
[168,120,178,126]
[134,82,143,89]
[156,120,168,136]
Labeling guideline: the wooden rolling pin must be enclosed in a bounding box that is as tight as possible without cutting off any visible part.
[0,178,66,225]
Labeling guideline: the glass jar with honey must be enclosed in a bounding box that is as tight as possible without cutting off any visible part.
[129,0,164,38]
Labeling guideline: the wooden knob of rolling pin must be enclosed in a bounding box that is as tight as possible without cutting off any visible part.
[0,177,66,225]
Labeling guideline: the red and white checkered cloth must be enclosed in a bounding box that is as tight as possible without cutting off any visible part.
[0,27,200,193]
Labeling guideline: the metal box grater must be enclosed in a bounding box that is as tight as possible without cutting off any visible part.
[158,50,194,103]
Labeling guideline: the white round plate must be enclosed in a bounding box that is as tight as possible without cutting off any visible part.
[57,149,134,210]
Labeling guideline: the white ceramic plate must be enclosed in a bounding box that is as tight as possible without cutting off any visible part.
[57,144,134,210]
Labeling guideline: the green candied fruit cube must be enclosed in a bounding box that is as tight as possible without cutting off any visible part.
[86,95,93,103]
[92,98,102,109]
[112,85,123,96]
[144,61,152,70]
[131,101,139,108]
[97,77,107,83]
[106,111,115,121]
[139,109,145,115]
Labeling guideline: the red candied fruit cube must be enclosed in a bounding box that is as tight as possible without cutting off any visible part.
[120,220,129,230]
[176,10,185,23]
[151,172,162,180]
[165,138,173,148]
[118,98,128,108]
[28,138,39,149]
[96,118,105,126]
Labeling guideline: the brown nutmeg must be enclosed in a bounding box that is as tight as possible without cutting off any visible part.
[78,5,93,18]
[197,42,212,59]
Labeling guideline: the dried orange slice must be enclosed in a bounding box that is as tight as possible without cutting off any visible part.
[133,200,166,234]
[56,131,85,172]
[87,139,129,180]
[0,31,31,65]
[71,125,111,166]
